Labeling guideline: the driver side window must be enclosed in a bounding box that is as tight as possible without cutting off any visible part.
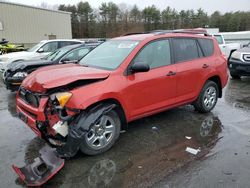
[63,48,90,61]
[40,42,58,53]
[133,39,171,69]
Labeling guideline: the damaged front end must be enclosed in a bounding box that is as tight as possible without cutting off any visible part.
[14,87,117,186]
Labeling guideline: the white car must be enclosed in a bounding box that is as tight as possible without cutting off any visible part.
[212,34,241,58]
[0,39,84,72]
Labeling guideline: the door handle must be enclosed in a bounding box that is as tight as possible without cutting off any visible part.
[166,71,176,76]
[202,64,209,68]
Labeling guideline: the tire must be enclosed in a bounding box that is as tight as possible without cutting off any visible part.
[80,110,121,155]
[230,73,240,79]
[194,81,219,113]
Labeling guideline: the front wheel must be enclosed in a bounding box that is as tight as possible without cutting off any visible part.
[194,81,219,113]
[80,110,121,155]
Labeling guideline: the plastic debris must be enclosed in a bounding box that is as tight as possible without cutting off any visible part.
[185,136,192,140]
[185,147,201,155]
[152,126,159,131]
[138,165,143,169]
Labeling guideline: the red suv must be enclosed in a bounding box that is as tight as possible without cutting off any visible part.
[16,30,228,157]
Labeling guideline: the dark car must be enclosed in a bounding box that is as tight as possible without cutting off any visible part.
[228,43,250,79]
[3,44,97,91]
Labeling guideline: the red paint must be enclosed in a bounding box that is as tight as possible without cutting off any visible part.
[12,161,65,187]
[17,32,228,135]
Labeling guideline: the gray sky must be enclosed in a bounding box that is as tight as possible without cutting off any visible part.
[5,0,250,14]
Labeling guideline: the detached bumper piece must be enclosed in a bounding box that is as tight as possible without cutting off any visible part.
[12,146,65,187]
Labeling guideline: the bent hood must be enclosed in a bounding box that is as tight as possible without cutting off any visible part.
[7,59,52,71]
[22,64,111,93]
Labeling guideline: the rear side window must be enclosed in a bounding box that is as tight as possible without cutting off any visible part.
[198,39,214,57]
[173,38,199,63]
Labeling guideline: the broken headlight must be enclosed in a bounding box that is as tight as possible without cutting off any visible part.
[50,92,72,108]
[13,72,28,78]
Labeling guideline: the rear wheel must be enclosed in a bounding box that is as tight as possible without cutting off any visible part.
[80,110,121,155]
[194,81,218,113]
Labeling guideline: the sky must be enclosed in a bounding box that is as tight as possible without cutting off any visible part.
[4,0,250,14]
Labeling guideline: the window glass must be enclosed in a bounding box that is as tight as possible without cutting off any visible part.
[198,39,214,57]
[60,41,80,48]
[27,42,45,52]
[133,40,171,69]
[63,48,90,61]
[214,35,223,45]
[173,38,199,62]
[41,42,58,52]
[80,40,139,70]
[44,46,72,61]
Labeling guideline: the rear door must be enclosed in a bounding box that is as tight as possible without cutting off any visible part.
[173,37,207,103]
[124,39,177,118]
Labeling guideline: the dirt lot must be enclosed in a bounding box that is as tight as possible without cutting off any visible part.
[0,77,249,188]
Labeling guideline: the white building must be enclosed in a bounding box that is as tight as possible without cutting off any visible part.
[220,31,250,45]
[0,2,72,47]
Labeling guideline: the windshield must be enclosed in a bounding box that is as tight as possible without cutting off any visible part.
[44,46,72,61]
[27,42,45,52]
[79,40,139,70]
[214,35,224,45]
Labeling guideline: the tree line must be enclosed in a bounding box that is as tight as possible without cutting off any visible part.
[58,2,250,38]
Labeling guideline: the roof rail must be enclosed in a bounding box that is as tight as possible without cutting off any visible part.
[122,28,210,37]
[122,32,145,36]
[155,28,210,36]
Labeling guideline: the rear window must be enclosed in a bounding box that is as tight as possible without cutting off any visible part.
[173,38,199,63]
[198,39,214,57]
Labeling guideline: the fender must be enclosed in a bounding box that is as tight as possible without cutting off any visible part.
[66,91,130,120]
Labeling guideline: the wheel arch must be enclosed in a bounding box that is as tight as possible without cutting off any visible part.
[84,98,128,130]
[207,75,222,98]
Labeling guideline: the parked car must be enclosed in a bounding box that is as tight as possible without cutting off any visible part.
[228,42,250,79]
[16,29,228,157]
[3,44,97,91]
[212,33,241,57]
[0,39,84,72]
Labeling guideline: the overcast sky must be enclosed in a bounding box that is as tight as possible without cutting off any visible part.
[5,0,250,14]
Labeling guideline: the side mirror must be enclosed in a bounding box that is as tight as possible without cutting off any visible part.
[130,62,150,73]
[37,48,44,53]
[60,58,78,64]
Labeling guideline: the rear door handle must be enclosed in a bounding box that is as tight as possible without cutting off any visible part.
[202,64,209,69]
[166,71,176,76]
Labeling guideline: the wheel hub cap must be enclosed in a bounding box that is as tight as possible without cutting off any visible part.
[203,86,217,109]
[85,115,116,150]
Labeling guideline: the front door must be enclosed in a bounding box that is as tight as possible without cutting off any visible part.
[123,39,177,119]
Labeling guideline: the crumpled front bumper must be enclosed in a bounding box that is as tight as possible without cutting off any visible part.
[12,145,65,187]
[16,95,48,137]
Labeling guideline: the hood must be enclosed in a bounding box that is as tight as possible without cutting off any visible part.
[7,59,52,72]
[22,64,111,93]
[237,47,250,53]
[0,51,33,59]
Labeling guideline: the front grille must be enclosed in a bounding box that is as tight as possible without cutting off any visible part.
[19,87,40,108]
[243,54,250,62]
